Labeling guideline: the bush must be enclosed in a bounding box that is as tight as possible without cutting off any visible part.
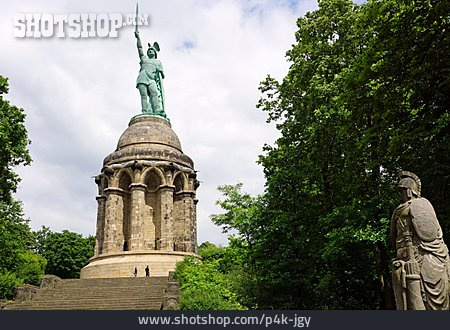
[0,272,23,300]
[14,251,46,286]
[175,256,246,310]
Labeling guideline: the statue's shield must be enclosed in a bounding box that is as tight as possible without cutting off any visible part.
[410,198,440,242]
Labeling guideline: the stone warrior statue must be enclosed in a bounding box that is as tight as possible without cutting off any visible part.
[134,29,166,116]
[390,171,450,310]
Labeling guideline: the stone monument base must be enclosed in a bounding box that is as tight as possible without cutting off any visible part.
[80,251,197,278]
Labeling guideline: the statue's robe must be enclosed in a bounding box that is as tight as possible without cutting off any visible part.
[391,198,450,310]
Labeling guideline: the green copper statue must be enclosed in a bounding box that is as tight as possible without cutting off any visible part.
[134,16,166,117]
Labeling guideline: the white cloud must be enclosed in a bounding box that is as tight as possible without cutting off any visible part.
[1,0,318,246]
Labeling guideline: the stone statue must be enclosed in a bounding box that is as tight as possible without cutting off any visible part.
[134,20,165,116]
[390,171,450,310]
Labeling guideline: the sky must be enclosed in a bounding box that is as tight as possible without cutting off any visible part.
[1,0,320,246]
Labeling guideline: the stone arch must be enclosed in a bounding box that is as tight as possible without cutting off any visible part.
[141,166,165,188]
[172,172,187,192]
[115,168,134,188]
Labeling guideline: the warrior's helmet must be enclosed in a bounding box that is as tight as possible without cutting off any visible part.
[147,42,160,58]
[397,171,421,197]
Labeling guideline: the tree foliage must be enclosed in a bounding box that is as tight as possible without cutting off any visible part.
[211,184,263,248]
[175,242,252,310]
[0,76,33,274]
[0,201,34,272]
[34,227,95,279]
[0,75,31,203]
[253,0,449,309]
[0,75,43,299]
[193,0,449,310]
[0,201,46,299]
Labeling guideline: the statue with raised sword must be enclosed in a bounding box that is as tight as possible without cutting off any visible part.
[134,3,166,118]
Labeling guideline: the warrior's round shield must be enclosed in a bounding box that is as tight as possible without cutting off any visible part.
[410,198,441,242]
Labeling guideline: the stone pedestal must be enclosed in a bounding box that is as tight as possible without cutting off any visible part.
[81,115,199,278]
[80,251,196,278]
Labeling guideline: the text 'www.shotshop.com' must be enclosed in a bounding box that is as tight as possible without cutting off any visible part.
[137,314,311,328]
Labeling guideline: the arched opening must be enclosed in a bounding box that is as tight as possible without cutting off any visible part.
[119,172,132,190]
[118,172,132,251]
[144,169,162,250]
[145,169,162,190]
[173,173,187,252]
[173,174,184,192]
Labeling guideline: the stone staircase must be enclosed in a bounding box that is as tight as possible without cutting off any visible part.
[4,277,170,310]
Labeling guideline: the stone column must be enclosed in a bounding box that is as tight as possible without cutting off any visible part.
[102,188,124,254]
[184,192,196,253]
[129,183,147,251]
[193,198,199,253]
[159,185,175,251]
[177,192,196,252]
[94,195,106,256]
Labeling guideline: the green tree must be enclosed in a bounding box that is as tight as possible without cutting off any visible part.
[210,184,263,248]
[342,0,450,231]
[35,228,95,279]
[256,0,379,309]
[0,75,32,203]
[182,0,449,310]
[0,75,44,299]
[0,204,45,298]
[0,75,33,273]
[0,201,34,273]
[255,0,449,309]
[209,184,267,308]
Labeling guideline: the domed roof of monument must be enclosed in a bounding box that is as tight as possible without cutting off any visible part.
[103,115,194,168]
[117,115,182,151]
